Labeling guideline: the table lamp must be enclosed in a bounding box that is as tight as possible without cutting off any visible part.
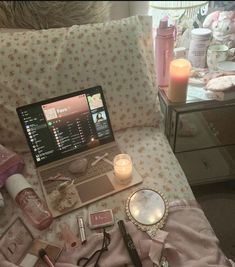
[149,1,209,46]
[149,1,209,25]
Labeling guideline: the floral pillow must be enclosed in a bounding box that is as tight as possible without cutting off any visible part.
[0,15,160,152]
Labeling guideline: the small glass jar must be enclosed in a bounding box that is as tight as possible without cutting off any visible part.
[113,154,133,185]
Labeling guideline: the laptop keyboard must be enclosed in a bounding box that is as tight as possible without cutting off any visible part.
[84,158,113,181]
[40,144,122,194]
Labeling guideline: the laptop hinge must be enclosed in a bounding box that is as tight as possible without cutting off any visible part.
[38,141,117,172]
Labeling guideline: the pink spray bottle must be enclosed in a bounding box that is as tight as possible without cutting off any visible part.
[0,144,24,207]
[155,17,175,87]
[0,144,25,188]
[0,144,53,230]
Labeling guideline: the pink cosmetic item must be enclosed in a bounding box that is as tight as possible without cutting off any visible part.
[5,174,53,230]
[0,144,24,188]
[59,222,80,250]
[0,218,63,266]
[155,17,175,87]
[0,191,4,207]
[88,209,114,229]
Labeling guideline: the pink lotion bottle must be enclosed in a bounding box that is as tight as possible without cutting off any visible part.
[0,144,25,208]
[5,174,53,230]
[155,18,175,87]
[0,144,53,230]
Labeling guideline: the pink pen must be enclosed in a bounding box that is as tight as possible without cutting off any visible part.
[39,248,55,267]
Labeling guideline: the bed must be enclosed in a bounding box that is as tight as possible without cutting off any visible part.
[0,3,233,266]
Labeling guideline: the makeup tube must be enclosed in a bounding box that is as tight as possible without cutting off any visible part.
[0,192,4,207]
[77,216,87,244]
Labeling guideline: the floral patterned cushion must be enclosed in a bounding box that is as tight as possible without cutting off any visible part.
[0,15,160,153]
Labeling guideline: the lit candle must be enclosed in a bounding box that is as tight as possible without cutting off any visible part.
[113,154,133,184]
[167,59,191,102]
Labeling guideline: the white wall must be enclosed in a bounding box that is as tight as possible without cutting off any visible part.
[110,1,130,20]
[129,1,149,16]
[110,1,150,20]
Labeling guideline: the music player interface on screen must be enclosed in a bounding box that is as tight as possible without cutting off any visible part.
[18,87,113,165]
[42,95,95,153]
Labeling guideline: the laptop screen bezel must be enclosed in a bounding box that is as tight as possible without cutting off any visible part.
[16,85,115,167]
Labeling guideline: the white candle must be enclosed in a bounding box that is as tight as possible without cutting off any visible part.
[113,154,132,184]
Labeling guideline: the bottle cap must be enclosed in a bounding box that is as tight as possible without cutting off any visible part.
[191,28,212,38]
[174,47,186,59]
[159,18,168,29]
[5,174,32,199]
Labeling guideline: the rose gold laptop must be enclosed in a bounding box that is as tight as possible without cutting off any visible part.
[17,86,143,218]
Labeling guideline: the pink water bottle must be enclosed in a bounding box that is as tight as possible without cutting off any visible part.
[155,18,175,87]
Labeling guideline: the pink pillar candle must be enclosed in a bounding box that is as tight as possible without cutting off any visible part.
[167,59,191,102]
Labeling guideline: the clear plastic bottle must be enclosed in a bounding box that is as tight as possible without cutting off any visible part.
[155,18,175,87]
[5,174,53,230]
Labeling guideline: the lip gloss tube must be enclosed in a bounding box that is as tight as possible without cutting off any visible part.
[77,216,87,244]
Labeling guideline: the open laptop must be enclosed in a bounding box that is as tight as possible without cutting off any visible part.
[17,86,143,218]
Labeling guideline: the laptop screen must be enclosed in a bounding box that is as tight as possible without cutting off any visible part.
[17,86,115,167]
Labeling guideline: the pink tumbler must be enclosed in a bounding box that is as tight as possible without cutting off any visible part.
[155,18,175,87]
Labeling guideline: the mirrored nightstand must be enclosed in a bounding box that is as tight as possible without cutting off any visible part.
[158,86,235,186]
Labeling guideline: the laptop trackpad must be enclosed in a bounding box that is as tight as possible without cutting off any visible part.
[76,175,114,203]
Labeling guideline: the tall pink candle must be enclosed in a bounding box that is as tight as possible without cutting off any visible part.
[167,59,191,102]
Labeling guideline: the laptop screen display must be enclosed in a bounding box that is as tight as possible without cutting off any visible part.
[17,86,115,167]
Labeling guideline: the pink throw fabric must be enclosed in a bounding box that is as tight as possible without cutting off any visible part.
[55,200,234,267]
[0,200,234,267]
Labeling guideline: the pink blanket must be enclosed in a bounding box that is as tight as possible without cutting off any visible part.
[1,200,234,267]
[55,200,234,267]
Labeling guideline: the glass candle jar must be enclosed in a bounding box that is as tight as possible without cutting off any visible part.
[113,154,133,184]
